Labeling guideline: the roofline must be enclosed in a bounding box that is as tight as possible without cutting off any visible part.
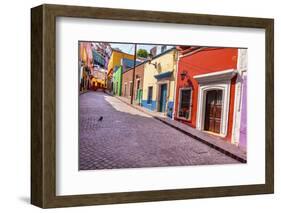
[179,47,206,58]
[151,47,176,61]
[122,47,177,74]
[122,61,146,74]
[111,48,134,57]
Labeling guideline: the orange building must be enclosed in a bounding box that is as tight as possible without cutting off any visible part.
[174,46,247,144]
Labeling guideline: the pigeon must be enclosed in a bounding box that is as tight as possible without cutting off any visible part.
[98,116,103,121]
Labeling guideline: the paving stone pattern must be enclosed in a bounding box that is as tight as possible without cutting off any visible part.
[79,91,239,170]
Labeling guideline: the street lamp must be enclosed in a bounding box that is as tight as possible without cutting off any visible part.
[147,53,157,68]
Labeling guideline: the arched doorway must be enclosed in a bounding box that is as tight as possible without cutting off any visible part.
[195,69,236,137]
[196,83,230,137]
[204,89,222,134]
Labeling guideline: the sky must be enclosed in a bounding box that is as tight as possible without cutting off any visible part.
[110,43,159,55]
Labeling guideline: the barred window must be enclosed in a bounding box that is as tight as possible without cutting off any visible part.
[178,89,192,120]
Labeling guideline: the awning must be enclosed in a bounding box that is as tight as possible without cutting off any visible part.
[154,71,173,80]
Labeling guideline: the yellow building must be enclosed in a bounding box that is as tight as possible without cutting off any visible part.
[142,48,178,118]
[90,68,107,89]
[79,42,91,92]
[107,49,134,91]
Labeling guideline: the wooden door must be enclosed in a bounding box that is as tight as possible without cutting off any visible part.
[204,90,222,134]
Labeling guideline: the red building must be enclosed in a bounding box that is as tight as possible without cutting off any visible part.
[174,46,240,143]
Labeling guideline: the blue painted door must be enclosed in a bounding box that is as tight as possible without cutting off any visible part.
[159,84,167,112]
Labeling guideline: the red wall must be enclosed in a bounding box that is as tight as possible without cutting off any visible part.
[175,47,238,141]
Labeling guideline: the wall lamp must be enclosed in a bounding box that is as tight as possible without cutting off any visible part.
[180,71,188,80]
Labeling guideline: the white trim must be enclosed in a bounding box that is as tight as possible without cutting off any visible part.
[124,82,128,97]
[128,81,133,97]
[177,87,193,121]
[194,69,237,84]
[172,53,180,119]
[196,81,231,137]
[231,49,248,144]
[231,79,241,144]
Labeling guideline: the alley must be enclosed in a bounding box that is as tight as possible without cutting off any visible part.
[79,91,239,170]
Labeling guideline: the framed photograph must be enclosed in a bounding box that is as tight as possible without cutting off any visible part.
[31,4,274,208]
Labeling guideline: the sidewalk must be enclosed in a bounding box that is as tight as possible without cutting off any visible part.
[105,91,247,163]
[79,89,89,95]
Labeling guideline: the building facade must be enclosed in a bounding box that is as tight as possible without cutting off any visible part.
[90,50,108,90]
[92,42,112,70]
[142,48,178,117]
[90,66,107,89]
[113,58,138,96]
[149,45,174,57]
[113,66,122,96]
[79,42,92,92]
[107,49,134,93]
[174,47,247,146]
[79,42,111,91]
[232,49,247,150]
[121,63,145,104]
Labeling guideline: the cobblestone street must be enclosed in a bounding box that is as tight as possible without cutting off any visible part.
[79,91,239,170]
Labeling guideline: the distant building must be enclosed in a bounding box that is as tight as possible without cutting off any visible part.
[90,43,111,89]
[90,66,107,89]
[79,42,112,91]
[121,62,145,105]
[79,42,92,92]
[92,42,112,69]
[149,45,174,57]
[113,58,140,96]
[107,49,135,93]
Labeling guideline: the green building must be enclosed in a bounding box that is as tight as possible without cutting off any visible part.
[113,66,122,96]
[113,58,140,96]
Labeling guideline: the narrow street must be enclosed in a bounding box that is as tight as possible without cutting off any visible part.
[79,91,239,170]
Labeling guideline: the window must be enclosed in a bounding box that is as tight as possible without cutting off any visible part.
[178,89,192,120]
[147,86,153,104]
[129,82,133,96]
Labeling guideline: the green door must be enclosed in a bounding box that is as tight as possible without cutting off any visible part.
[159,84,167,112]
[137,89,143,105]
